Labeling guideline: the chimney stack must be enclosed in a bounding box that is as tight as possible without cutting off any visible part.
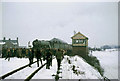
[3,37,5,40]
[74,30,76,35]
[17,37,18,40]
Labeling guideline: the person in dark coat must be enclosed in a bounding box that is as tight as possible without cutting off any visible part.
[42,48,46,61]
[22,48,26,58]
[35,49,43,67]
[49,49,53,66]
[14,48,17,57]
[2,47,7,58]
[28,48,34,67]
[56,49,63,70]
[10,48,15,57]
[46,49,51,69]
[5,48,11,61]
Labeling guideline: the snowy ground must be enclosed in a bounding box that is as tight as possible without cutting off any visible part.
[92,49,118,79]
[0,57,30,76]
[61,56,102,79]
[32,56,102,79]
[0,55,102,79]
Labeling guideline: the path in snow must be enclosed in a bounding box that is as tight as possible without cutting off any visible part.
[32,56,102,79]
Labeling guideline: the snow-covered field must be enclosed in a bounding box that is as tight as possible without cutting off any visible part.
[92,49,118,79]
[0,55,102,79]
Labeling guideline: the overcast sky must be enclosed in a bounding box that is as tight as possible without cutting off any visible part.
[2,2,118,47]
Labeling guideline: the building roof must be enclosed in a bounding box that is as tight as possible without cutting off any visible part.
[50,38,67,44]
[71,32,88,39]
[0,42,5,45]
[0,40,18,45]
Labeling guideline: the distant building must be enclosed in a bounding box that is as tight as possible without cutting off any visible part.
[71,32,88,55]
[101,45,112,49]
[0,37,19,48]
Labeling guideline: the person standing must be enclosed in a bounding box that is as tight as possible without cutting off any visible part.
[35,49,42,67]
[40,49,43,65]
[22,48,26,58]
[10,48,15,57]
[2,47,6,58]
[49,49,53,66]
[42,48,46,61]
[46,49,51,69]
[14,48,17,57]
[5,48,11,61]
[28,48,34,67]
[56,49,63,70]
[16,48,19,58]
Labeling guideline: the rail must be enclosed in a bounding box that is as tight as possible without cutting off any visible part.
[0,61,37,80]
[24,63,46,81]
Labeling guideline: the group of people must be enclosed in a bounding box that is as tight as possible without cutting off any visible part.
[28,48,65,70]
[2,47,66,70]
[2,47,29,59]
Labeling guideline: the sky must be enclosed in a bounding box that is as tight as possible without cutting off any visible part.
[1,2,118,47]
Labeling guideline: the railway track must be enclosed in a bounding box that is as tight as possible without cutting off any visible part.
[0,57,55,80]
[24,63,46,81]
[0,61,37,80]
[25,57,55,80]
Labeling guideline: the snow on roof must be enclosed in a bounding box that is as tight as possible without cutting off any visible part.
[71,32,88,39]
[12,42,18,45]
[0,40,18,46]
[50,38,67,44]
[0,42,5,45]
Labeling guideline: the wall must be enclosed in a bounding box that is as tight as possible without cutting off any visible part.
[72,46,88,56]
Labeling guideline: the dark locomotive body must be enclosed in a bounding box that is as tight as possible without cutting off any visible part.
[32,38,72,50]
